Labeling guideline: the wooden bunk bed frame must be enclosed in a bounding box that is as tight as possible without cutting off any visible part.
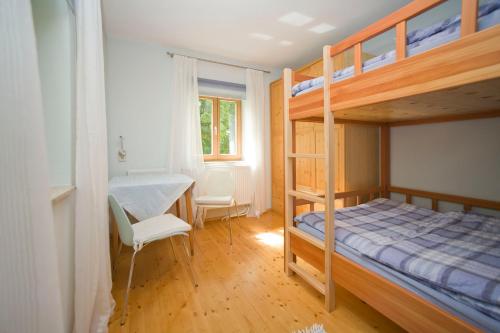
[289,0,500,124]
[283,1,500,332]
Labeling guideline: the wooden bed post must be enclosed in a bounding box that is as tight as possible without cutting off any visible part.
[323,45,335,311]
[381,125,390,198]
[396,21,407,60]
[354,43,362,75]
[292,121,297,219]
[283,68,294,277]
[461,0,478,37]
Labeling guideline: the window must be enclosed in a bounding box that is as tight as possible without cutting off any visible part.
[199,96,242,161]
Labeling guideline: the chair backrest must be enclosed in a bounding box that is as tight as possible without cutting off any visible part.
[108,194,134,247]
[202,168,236,197]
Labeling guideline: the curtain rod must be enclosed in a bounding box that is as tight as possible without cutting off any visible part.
[166,51,271,74]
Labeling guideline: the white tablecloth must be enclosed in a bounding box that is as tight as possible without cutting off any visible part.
[108,173,194,221]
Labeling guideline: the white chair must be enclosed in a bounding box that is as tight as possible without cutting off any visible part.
[109,194,197,325]
[194,168,239,244]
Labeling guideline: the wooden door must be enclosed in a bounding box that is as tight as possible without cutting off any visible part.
[316,123,345,209]
[315,123,345,194]
[344,124,379,191]
[270,79,284,214]
[295,122,316,192]
[344,124,380,205]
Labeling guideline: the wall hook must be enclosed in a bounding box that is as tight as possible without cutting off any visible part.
[118,136,127,162]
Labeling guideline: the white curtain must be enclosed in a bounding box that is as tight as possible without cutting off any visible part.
[0,1,64,332]
[168,55,205,181]
[73,0,114,332]
[244,69,266,217]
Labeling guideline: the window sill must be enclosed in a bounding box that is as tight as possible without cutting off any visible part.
[204,160,249,167]
[51,185,75,204]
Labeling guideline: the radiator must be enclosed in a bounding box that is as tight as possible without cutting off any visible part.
[204,163,253,205]
[233,165,253,205]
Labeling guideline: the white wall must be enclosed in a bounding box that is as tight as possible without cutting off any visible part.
[32,0,75,186]
[391,118,500,207]
[105,38,172,177]
[105,37,280,210]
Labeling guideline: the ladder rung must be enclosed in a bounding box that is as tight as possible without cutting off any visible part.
[288,153,326,159]
[288,262,326,295]
[288,190,325,204]
[288,227,325,250]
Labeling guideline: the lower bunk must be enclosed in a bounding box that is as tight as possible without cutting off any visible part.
[290,195,500,333]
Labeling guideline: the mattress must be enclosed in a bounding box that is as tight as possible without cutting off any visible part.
[292,0,500,97]
[294,199,500,333]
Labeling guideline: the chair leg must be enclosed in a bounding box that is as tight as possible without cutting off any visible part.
[234,201,240,223]
[194,206,199,227]
[227,207,233,245]
[169,238,177,262]
[181,236,198,288]
[121,249,138,325]
[202,208,207,226]
[112,241,123,279]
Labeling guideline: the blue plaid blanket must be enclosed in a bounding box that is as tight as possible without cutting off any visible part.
[294,199,500,319]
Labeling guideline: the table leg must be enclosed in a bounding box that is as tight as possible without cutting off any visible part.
[110,207,119,265]
[185,186,195,256]
[175,199,181,218]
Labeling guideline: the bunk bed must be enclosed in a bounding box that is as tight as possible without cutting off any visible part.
[282,1,500,332]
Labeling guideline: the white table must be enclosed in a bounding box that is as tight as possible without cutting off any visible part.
[108,173,195,256]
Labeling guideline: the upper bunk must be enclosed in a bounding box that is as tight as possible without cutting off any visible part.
[288,0,500,124]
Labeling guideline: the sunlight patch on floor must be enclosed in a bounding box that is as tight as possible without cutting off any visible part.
[255,231,284,247]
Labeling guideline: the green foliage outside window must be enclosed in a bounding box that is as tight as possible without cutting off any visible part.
[199,97,240,159]
[199,99,212,154]
[219,100,236,154]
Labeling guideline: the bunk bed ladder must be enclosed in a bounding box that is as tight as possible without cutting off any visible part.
[283,45,336,311]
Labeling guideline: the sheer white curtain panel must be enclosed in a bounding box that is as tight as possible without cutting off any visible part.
[73,0,114,331]
[0,1,64,332]
[243,69,266,217]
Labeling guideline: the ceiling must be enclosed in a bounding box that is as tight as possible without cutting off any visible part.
[103,0,411,70]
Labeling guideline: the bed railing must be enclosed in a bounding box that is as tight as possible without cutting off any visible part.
[289,0,480,87]
[294,187,383,210]
[292,72,315,85]
[335,187,382,207]
[389,186,500,212]
[329,0,479,74]
[295,185,500,213]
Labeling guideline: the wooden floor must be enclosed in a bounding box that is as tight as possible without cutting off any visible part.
[109,212,405,333]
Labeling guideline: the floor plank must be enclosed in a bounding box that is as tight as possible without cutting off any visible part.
[109,212,405,332]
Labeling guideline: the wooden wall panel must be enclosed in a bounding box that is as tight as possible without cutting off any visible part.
[315,123,325,193]
[270,80,284,214]
[315,123,345,211]
[295,122,316,191]
[296,59,323,77]
[344,124,380,205]
[315,124,345,194]
[344,124,380,190]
